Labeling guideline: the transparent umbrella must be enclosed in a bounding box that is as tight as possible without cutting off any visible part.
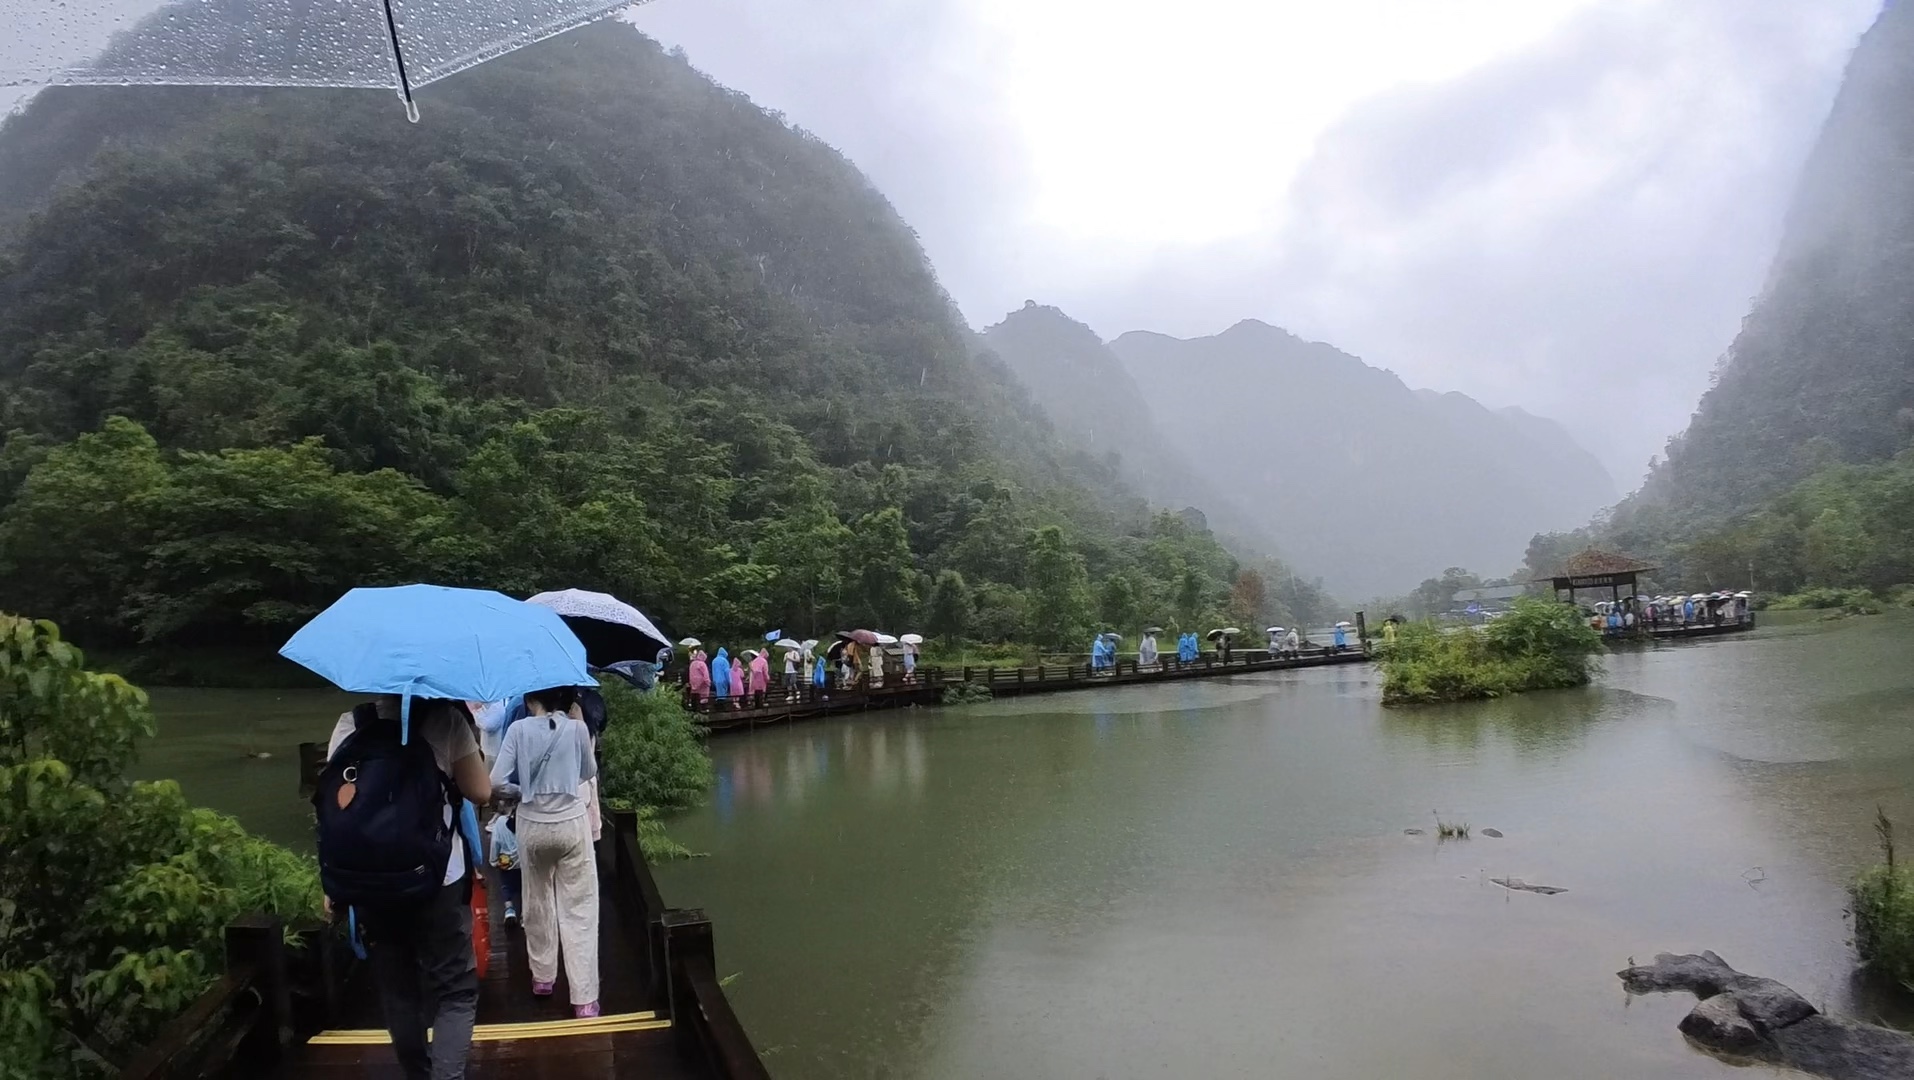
[0,0,650,120]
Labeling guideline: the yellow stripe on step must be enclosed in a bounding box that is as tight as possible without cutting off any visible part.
[308,1011,667,1044]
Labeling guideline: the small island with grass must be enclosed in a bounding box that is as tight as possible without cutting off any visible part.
[1379,597,1603,705]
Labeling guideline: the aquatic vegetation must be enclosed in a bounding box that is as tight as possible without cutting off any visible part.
[1433,813,1470,840]
[597,681,714,860]
[1379,598,1603,706]
[941,682,996,707]
[1851,809,1914,991]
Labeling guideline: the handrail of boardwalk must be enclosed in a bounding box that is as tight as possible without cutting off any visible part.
[120,917,293,1079]
[610,807,772,1080]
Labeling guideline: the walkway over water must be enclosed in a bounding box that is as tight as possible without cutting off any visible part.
[127,809,769,1080]
[691,645,1374,732]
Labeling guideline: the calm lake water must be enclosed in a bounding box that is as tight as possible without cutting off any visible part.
[147,613,1914,1078]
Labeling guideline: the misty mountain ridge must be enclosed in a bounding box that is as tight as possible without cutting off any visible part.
[976,303,1281,554]
[1091,318,1616,597]
[1610,0,1914,540]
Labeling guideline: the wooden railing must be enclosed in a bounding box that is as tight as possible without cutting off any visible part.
[120,917,294,1080]
[609,807,771,1080]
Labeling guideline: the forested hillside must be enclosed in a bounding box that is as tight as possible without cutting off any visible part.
[0,21,1263,659]
[1108,320,1616,597]
[1538,1,1914,595]
[1613,1,1914,538]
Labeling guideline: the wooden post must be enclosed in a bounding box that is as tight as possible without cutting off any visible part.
[1037,665,1045,682]
[1355,611,1368,654]
[226,915,289,1059]
[962,666,971,683]
[297,742,326,800]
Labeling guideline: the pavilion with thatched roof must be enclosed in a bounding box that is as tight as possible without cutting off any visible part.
[1533,549,1658,608]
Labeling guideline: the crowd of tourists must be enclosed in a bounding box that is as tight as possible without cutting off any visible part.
[1589,591,1754,633]
[681,632,924,710]
[296,585,668,1080]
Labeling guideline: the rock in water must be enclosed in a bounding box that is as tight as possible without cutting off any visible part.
[1679,994,1763,1055]
[1491,877,1565,895]
[1481,828,1503,838]
[1731,976,1816,1032]
[1403,828,1425,835]
[1619,951,1914,1080]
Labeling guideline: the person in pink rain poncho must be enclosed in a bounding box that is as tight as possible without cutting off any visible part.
[747,650,770,708]
[687,648,711,709]
[727,653,745,707]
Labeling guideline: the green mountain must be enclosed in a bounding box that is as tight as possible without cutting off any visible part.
[0,21,1251,655]
[1108,320,1615,598]
[1615,1,1914,533]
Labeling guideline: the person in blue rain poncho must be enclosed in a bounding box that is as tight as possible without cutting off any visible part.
[711,648,732,703]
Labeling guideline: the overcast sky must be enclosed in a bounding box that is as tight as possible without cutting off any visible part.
[634,0,1883,489]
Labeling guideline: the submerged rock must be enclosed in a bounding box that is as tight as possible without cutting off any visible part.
[1619,952,1914,1080]
[1491,877,1565,895]
[1481,828,1504,838]
[1403,828,1425,835]
[1679,993,1762,1055]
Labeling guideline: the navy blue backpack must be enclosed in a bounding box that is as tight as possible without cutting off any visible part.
[312,703,457,907]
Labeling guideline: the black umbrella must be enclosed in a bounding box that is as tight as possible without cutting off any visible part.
[525,589,671,668]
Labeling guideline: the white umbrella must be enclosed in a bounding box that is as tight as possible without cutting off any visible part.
[1335,621,1353,628]
[679,637,702,648]
[900,633,924,645]
[1266,626,1285,634]
[874,632,899,645]
[776,638,803,650]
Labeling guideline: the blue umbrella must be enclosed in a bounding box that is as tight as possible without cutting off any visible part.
[280,584,594,741]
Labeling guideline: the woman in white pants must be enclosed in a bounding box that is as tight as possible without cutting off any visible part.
[491,686,601,1017]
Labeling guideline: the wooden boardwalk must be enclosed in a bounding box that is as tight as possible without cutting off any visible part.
[689,646,1374,732]
[129,809,768,1080]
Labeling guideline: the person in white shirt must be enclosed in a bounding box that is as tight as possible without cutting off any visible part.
[490,686,601,1018]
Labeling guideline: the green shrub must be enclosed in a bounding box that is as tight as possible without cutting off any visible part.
[1380,598,1602,706]
[940,682,995,706]
[597,680,713,813]
[1852,810,1914,991]
[1767,586,1882,613]
[0,615,321,1078]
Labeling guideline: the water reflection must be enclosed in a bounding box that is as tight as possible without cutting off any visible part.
[713,720,935,812]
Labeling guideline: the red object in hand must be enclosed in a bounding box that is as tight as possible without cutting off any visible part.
[471,875,491,981]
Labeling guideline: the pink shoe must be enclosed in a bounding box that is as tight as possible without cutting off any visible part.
[532,980,554,997]
[573,1001,601,1019]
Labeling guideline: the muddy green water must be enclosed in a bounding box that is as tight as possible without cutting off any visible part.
[148,614,1914,1078]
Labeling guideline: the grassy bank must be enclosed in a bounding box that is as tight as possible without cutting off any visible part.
[1762,585,1914,615]
[1379,599,1602,706]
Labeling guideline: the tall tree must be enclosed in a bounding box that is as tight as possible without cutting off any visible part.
[1025,525,1092,648]
[850,507,919,630]
[926,569,972,646]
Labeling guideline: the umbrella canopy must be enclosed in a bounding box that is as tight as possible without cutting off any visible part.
[1102,632,1122,641]
[1,0,644,120]
[839,629,879,646]
[1265,626,1285,634]
[1335,621,1353,628]
[525,588,670,668]
[281,584,592,740]
[678,636,702,648]
[775,638,803,651]
[900,633,924,645]
[1142,626,1164,634]
[874,632,899,645]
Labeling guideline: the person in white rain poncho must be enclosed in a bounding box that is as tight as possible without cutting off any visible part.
[1138,631,1159,668]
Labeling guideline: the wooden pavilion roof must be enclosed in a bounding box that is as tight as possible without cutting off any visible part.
[1533,548,1658,583]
